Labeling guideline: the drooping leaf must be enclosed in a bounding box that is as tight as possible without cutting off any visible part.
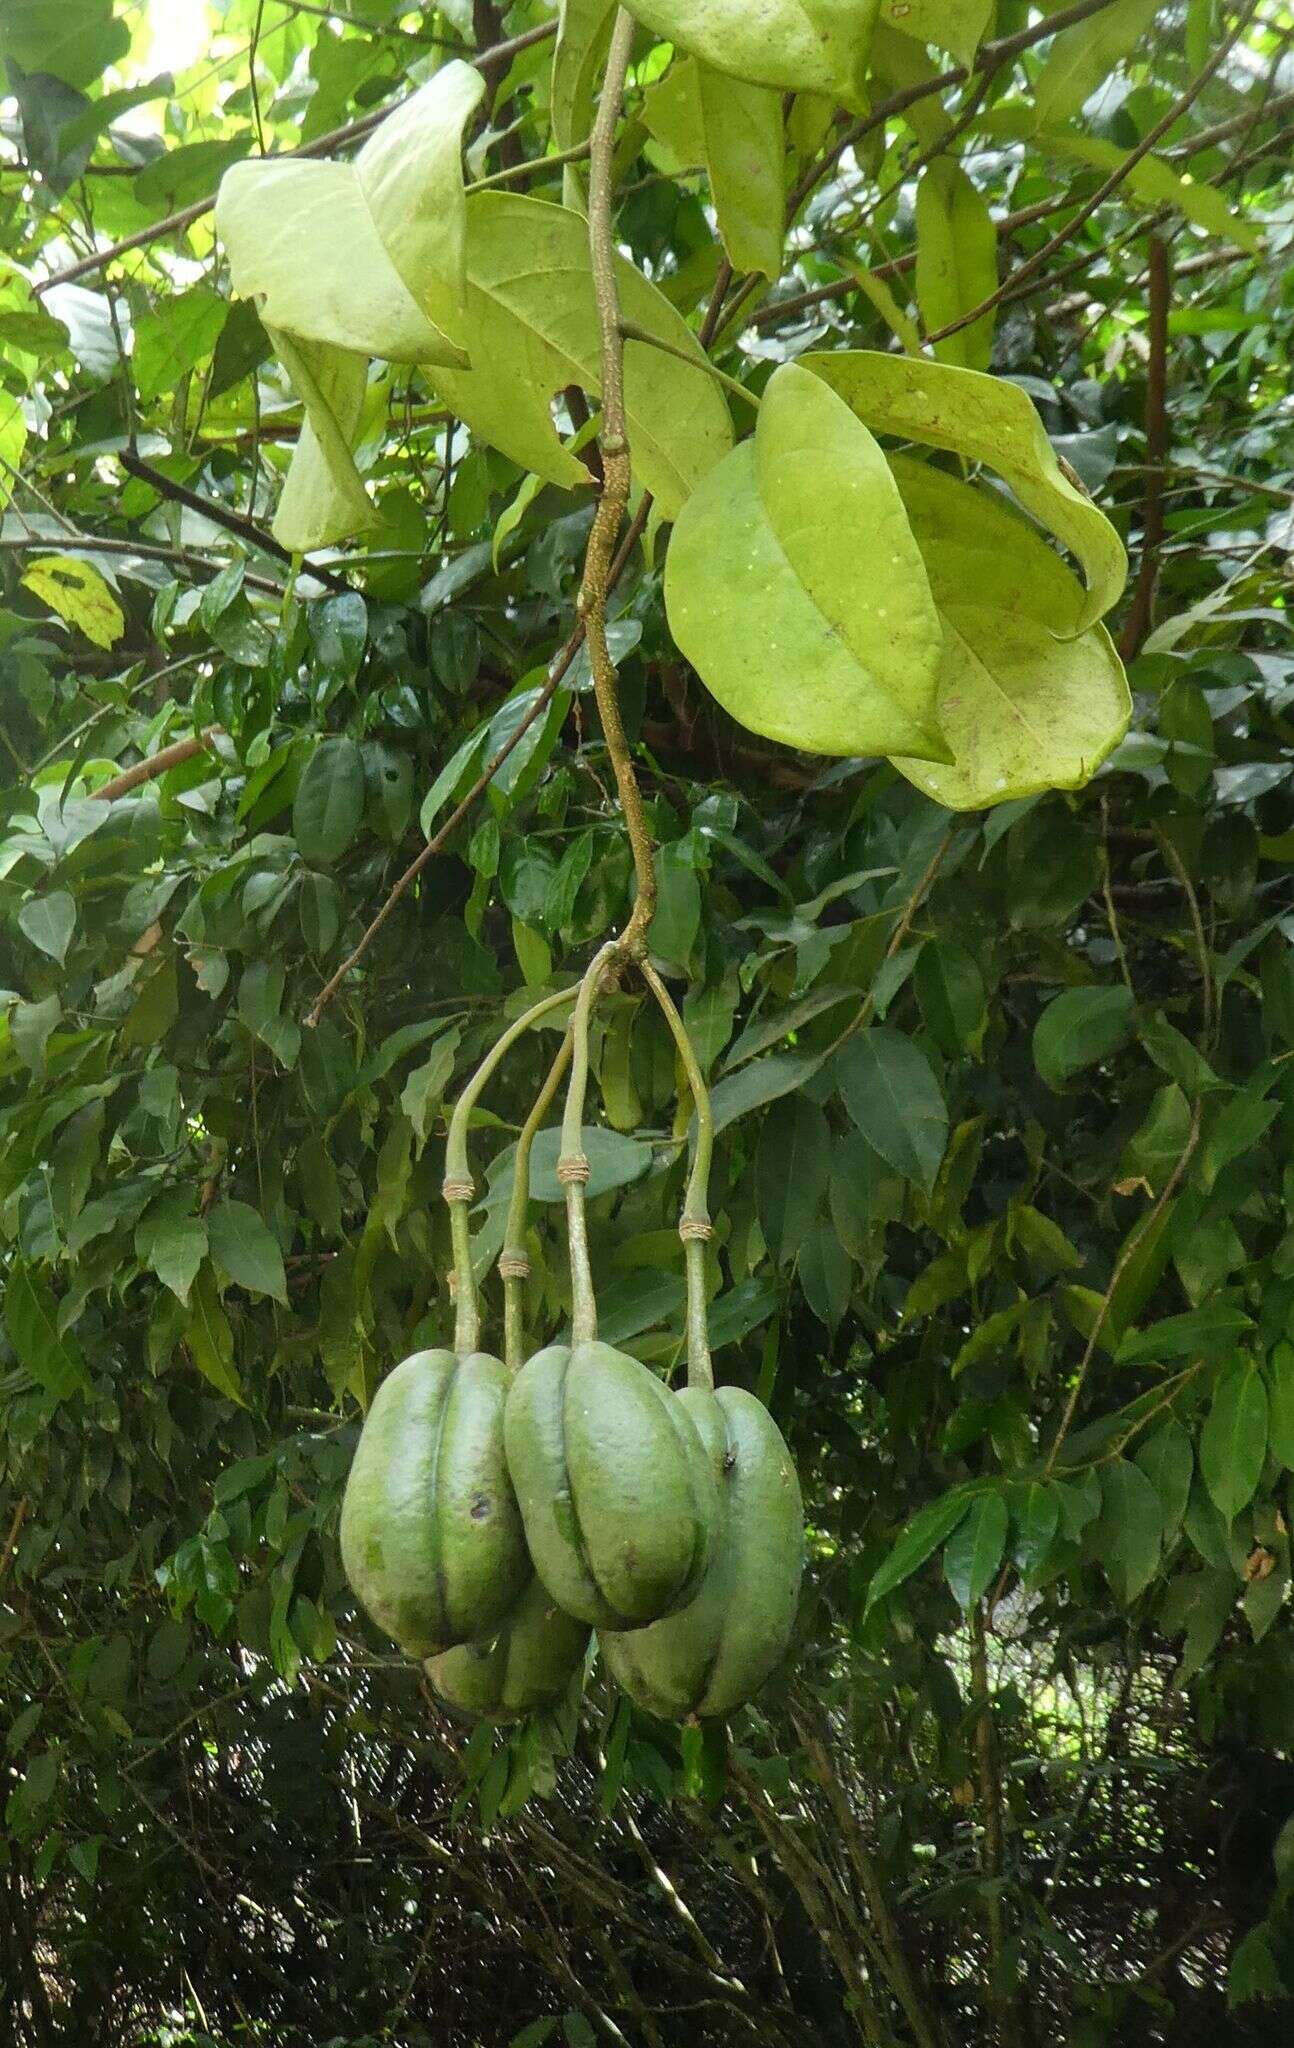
[1135,1418,1194,1538]
[914,938,985,1055]
[664,362,947,760]
[915,160,996,372]
[835,1027,949,1193]
[5,1262,90,1400]
[18,891,75,965]
[184,1265,246,1403]
[757,1095,831,1265]
[643,58,785,280]
[293,738,366,866]
[216,64,485,548]
[1033,986,1135,1091]
[207,1200,289,1306]
[429,193,734,521]
[1088,1459,1163,1604]
[866,1489,972,1611]
[1268,1339,1294,1471]
[884,458,1131,810]
[804,350,1127,633]
[1200,1357,1268,1521]
[944,1491,1008,1609]
[623,0,876,104]
[1008,1481,1061,1579]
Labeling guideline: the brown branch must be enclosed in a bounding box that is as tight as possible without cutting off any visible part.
[303,502,651,1026]
[0,1495,27,1583]
[32,20,559,295]
[580,8,657,960]
[1119,236,1173,661]
[0,530,287,596]
[119,452,351,595]
[91,727,224,802]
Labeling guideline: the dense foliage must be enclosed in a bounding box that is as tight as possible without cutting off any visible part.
[2,2,1294,2043]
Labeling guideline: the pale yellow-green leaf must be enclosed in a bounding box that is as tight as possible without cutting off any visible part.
[643,58,784,278]
[215,63,483,551]
[804,350,1127,633]
[428,193,734,520]
[915,159,996,371]
[0,386,28,508]
[1033,130,1262,254]
[887,455,1131,811]
[624,0,877,106]
[879,0,995,66]
[185,1264,246,1404]
[696,65,785,280]
[1032,0,1159,128]
[553,0,616,203]
[838,261,922,354]
[867,23,951,148]
[22,555,124,648]
[664,361,947,761]
[271,331,374,552]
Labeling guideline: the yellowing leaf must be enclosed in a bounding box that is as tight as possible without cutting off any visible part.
[886,456,1132,810]
[915,159,997,371]
[644,59,785,280]
[665,361,947,761]
[625,0,877,105]
[804,350,1127,633]
[215,63,484,550]
[428,193,734,520]
[22,554,124,648]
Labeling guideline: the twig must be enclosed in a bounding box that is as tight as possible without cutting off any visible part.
[1113,235,1179,659]
[970,1605,1019,2044]
[0,531,288,597]
[90,727,224,802]
[119,452,351,595]
[303,503,650,1026]
[1042,1102,1203,1477]
[578,9,657,961]
[925,3,1259,349]
[32,20,559,294]
[1155,826,1214,1042]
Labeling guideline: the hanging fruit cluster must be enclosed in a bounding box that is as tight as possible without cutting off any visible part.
[340,950,804,1725]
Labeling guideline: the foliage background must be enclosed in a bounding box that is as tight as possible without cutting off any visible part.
[2,1,1294,2042]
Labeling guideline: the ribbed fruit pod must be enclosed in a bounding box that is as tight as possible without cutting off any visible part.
[600,1385,803,1721]
[424,1575,591,1722]
[504,1339,718,1629]
[340,1347,529,1657]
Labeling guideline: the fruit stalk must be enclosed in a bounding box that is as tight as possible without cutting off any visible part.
[442,982,579,1354]
[558,941,620,1345]
[640,962,714,1393]
[500,1023,574,1373]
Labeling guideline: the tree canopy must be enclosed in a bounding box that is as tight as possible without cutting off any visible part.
[2,3,1294,2043]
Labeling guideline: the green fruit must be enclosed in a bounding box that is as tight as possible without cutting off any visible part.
[424,1575,590,1722]
[504,1340,718,1629]
[600,1386,803,1721]
[340,1348,529,1657]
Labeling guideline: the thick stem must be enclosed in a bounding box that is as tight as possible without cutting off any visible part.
[560,942,620,1345]
[579,8,657,959]
[640,963,714,1392]
[500,1026,575,1374]
[442,985,579,1356]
